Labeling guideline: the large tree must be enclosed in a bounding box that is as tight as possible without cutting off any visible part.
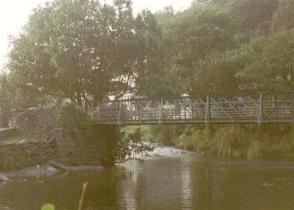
[233,30,294,91]
[230,0,279,34]
[0,74,11,127]
[163,5,243,96]
[272,0,294,32]
[134,10,183,99]
[9,0,156,107]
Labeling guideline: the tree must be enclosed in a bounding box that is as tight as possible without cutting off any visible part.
[233,30,294,91]
[153,6,174,24]
[272,0,294,32]
[163,5,243,96]
[230,0,279,35]
[134,10,183,99]
[9,0,155,107]
[0,74,11,127]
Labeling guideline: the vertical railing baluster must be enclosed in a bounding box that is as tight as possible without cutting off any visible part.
[117,101,122,125]
[272,94,276,109]
[258,92,263,125]
[159,99,163,124]
[184,103,186,120]
[205,95,210,126]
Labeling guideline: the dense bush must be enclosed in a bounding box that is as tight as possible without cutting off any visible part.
[144,124,294,159]
[119,126,155,160]
[121,126,152,143]
[151,125,185,145]
[58,104,95,140]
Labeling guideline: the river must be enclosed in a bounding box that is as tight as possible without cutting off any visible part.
[1,147,294,210]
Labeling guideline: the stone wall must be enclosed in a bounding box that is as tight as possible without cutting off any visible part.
[0,141,57,171]
[1,106,118,170]
[12,106,60,140]
[56,138,102,166]
[56,126,119,167]
[0,128,19,141]
[0,138,105,171]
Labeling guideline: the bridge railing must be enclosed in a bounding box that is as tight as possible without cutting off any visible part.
[89,93,294,125]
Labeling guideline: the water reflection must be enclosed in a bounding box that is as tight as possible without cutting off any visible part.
[119,161,140,210]
[1,153,294,210]
[181,161,192,210]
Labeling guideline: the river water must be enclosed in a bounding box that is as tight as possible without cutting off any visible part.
[1,147,294,210]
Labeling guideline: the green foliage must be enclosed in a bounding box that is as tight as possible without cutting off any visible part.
[214,125,250,157]
[234,30,294,91]
[151,125,184,145]
[9,0,161,106]
[230,0,279,33]
[6,0,294,103]
[4,0,294,163]
[272,0,294,32]
[58,104,94,140]
[41,204,55,210]
[0,74,12,127]
[146,124,294,159]
[121,126,153,143]
[247,140,262,159]
[174,126,214,151]
[154,0,294,96]
[4,0,294,104]
[134,10,183,99]
[154,6,174,24]
[163,4,243,96]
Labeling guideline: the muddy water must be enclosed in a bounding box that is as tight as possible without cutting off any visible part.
[1,147,294,210]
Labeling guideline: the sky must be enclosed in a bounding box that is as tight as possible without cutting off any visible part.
[0,0,193,69]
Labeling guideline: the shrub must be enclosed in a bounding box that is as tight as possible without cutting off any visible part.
[247,140,262,159]
[214,125,250,157]
[41,204,55,210]
[57,104,95,140]
[151,125,185,145]
[121,126,144,143]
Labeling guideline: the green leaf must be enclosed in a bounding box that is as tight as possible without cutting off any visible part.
[41,204,55,210]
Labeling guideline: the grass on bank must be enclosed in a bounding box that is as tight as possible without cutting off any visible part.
[0,132,43,146]
[121,124,294,159]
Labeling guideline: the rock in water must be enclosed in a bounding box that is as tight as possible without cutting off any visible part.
[0,174,9,182]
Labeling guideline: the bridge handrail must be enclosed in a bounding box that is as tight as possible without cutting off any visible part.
[99,92,294,104]
[91,92,294,125]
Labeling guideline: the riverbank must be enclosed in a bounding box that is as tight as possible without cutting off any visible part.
[173,125,294,159]
[121,124,294,160]
[2,145,294,210]
[0,141,158,184]
[0,130,106,182]
[0,133,107,172]
[2,122,293,178]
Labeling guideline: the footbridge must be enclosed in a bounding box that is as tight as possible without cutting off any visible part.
[90,93,294,125]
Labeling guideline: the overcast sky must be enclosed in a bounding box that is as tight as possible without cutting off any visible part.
[0,0,193,69]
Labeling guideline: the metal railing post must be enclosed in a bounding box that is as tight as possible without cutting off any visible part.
[272,94,276,109]
[258,92,263,125]
[205,95,210,126]
[159,99,163,124]
[117,102,122,125]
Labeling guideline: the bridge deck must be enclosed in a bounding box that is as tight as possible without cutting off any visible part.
[90,93,294,125]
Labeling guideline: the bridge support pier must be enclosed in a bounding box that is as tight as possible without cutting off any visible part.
[94,124,120,167]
